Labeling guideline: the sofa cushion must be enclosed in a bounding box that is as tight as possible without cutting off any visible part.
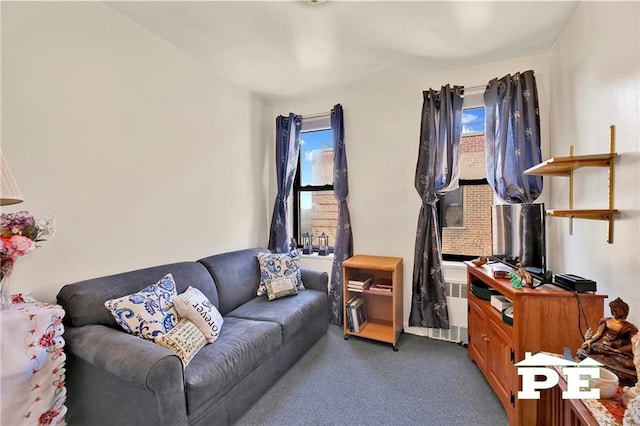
[256,251,305,296]
[58,262,219,328]
[226,289,327,342]
[173,286,224,343]
[104,273,179,340]
[265,276,298,300]
[184,316,281,419]
[197,248,269,315]
[155,318,207,367]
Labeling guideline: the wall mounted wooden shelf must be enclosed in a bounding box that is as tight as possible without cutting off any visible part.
[524,152,617,176]
[546,209,618,221]
[523,125,619,243]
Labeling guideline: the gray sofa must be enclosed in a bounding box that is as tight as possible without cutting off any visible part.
[56,247,329,426]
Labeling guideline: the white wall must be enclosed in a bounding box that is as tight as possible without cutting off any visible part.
[548,1,640,326]
[268,54,552,336]
[4,1,637,333]
[1,2,269,303]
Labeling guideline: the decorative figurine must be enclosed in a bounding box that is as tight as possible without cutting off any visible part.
[623,332,640,406]
[509,272,522,289]
[577,297,639,386]
[471,255,489,266]
[516,262,533,288]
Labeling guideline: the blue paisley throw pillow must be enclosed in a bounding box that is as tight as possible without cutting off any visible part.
[256,252,304,296]
[104,273,179,340]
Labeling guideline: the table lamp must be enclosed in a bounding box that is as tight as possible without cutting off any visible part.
[1,152,24,206]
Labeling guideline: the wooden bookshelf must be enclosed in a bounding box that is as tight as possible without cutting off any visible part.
[343,255,403,351]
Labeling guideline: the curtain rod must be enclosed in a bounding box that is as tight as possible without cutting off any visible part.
[427,84,486,94]
[298,111,331,120]
[464,84,487,93]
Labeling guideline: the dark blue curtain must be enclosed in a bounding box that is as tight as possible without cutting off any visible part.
[268,113,301,253]
[328,104,352,326]
[484,70,542,204]
[409,85,464,329]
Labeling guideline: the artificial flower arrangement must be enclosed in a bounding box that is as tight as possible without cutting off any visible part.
[0,211,54,308]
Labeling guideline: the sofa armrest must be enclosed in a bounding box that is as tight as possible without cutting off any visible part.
[300,268,328,294]
[65,324,183,387]
[64,325,187,424]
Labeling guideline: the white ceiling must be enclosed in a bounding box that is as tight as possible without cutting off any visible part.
[105,1,579,102]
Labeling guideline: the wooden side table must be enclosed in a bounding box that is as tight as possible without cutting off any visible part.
[0,297,67,425]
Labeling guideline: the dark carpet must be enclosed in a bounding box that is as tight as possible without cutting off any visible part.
[235,325,508,426]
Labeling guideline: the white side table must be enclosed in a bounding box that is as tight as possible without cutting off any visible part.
[0,296,67,425]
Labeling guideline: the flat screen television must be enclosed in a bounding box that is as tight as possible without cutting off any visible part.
[491,203,546,276]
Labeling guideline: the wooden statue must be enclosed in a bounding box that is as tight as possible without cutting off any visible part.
[577,297,639,386]
[516,262,533,288]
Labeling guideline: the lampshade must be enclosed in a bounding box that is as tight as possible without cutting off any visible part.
[1,152,24,206]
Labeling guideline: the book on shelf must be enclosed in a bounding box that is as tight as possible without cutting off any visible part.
[369,278,393,292]
[345,295,358,332]
[348,274,373,287]
[345,306,354,331]
[347,283,371,292]
[348,296,368,332]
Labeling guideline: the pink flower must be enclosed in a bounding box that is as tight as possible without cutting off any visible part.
[38,332,56,348]
[38,408,59,425]
[8,235,36,257]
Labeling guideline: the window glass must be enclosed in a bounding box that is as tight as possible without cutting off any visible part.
[462,106,485,135]
[460,111,487,180]
[440,105,493,260]
[440,188,463,227]
[294,117,337,253]
[299,129,334,186]
[298,190,337,248]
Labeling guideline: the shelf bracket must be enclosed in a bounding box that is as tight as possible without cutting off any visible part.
[607,125,615,243]
[569,145,574,236]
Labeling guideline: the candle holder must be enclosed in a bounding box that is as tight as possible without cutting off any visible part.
[302,231,313,255]
[318,232,329,256]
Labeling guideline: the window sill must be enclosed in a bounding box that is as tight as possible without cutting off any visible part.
[300,253,334,260]
[442,260,466,270]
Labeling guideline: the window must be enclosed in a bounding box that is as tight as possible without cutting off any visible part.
[293,116,337,253]
[438,104,493,261]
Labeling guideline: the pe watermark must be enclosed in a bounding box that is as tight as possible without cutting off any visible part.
[516,352,604,400]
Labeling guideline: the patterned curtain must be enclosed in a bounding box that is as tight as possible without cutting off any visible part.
[268,113,301,253]
[328,104,352,326]
[409,85,464,329]
[484,70,543,204]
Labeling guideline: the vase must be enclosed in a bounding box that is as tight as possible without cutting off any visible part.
[0,262,14,310]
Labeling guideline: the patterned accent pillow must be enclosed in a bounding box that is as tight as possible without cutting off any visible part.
[173,286,224,343]
[155,318,207,366]
[256,251,304,296]
[265,276,299,301]
[104,273,179,340]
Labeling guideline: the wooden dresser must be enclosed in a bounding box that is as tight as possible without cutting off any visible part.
[466,262,607,425]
